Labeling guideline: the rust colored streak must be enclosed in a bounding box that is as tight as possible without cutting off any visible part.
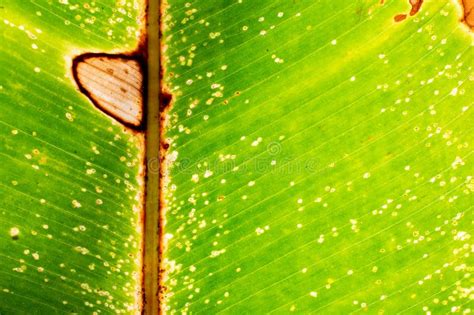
[394,0,424,23]
[158,0,172,313]
[409,0,423,16]
[157,89,171,314]
[159,91,172,113]
[394,14,408,22]
[461,0,474,29]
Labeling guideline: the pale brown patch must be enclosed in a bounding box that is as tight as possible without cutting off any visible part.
[73,54,144,129]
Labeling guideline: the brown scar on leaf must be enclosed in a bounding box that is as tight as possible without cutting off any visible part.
[158,0,173,311]
[393,0,423,22]
[408,0,423,16]
[157,75,172,315]
[460,0,474,30]
[72,53,146,130]
[394,13,408,22]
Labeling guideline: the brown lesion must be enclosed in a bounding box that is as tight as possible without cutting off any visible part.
[72,53,146,130]
[460,0,474,30]
[157,75,173,315]
[408,0,423,16]
[394,13,407,22]
[393,0,424,22]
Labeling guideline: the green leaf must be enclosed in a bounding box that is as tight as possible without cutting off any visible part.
[1,1,144,313]
[161,0,473,313]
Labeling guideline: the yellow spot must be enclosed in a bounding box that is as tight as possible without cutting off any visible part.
[9,227,20,238]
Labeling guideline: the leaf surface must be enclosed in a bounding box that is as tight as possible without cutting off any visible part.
[1,1,144,313]
[162,0,473,313]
